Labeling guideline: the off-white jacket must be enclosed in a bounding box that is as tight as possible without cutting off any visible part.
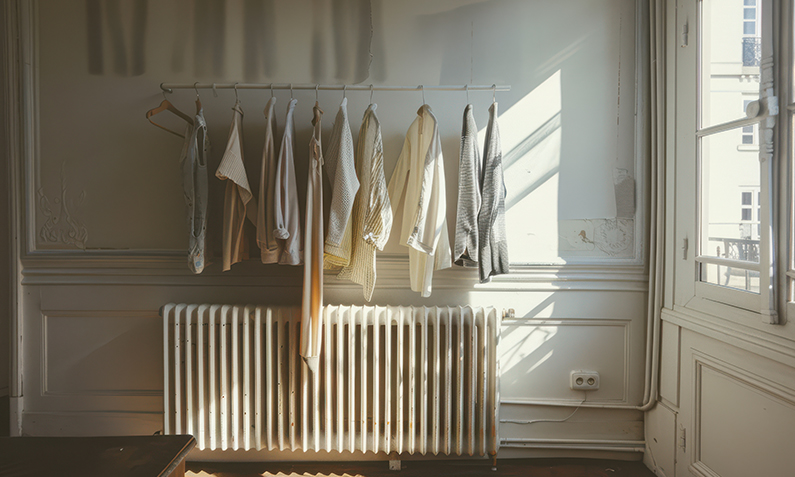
[387,104,451,297]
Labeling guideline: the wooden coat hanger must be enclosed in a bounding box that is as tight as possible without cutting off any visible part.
[146,85,194,138]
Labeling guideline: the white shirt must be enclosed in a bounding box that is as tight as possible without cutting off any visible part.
[257,97,283,264]
[387,104,451,297]
[273,98,303,265]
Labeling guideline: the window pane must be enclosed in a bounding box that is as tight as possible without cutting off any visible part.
[700,127,761,262]
[700,0,762,129]
[743,8,755,19]
[743,0,756,5]
[701,263,760,293]
[742,135,754,144]
[742,124,754,133]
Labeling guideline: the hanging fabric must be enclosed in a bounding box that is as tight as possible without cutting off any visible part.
[477,101,509,283]
[182,103,210,274]
[387,104,451,297]
[216,99,255,271]
[256,96,282,263]
[453,103,482,268]
[323,96,360,269]
[301,102,325,374]
[338,103,393,301]
[273,98,303,265]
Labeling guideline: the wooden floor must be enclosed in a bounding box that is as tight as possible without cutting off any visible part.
[186,458,657,477]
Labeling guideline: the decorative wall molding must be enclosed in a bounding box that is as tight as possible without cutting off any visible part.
[690,351,795,477]
[20,253,649,291]
[41,310,163,397]
[36,162,88,249]
[663,306,795,368]
[500,318,632,405]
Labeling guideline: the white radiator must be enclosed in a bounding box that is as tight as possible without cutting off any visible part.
[162,304,500,457]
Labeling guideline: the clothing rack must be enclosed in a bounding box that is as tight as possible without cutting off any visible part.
[159,82,511,95]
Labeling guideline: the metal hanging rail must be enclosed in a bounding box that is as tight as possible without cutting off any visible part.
[159,82,511,94]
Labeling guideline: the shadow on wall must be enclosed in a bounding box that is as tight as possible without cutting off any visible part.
[84,0,380,83]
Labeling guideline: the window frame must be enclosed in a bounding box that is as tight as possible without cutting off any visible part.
[675,0,780,323]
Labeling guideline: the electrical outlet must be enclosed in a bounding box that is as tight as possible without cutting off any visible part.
[570,370,600,390]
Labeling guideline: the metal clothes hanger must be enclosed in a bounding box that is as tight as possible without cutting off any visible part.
[466,84,470,104]
[421,85,426,105]
[370,84,374,104]
[492,83,497,103]
[145,84,193,138]
[194,82,202,114]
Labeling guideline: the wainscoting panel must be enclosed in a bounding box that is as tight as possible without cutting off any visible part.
[677,328,795,477]
[499,319,634,404]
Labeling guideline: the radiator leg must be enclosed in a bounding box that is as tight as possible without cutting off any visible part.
[491,454,497,472]
[388,454,401,471]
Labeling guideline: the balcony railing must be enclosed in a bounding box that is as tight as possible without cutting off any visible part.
[742,37,761,67]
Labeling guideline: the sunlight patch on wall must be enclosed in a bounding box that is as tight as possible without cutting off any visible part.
[496,70,562,263]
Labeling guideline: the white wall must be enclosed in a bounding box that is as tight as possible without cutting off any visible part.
[8,0,649,461]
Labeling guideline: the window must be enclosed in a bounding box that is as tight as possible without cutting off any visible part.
[674,0,778,320]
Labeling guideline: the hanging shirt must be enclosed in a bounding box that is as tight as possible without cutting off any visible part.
[216,101,254,271]
[323,97,360,269]
[478,102,509,283]
[338,104,393,301]
[182,107,210,274]
[257,96,282,263]
[273,98,303,265]
[453,104,482,268]
[387,104,451,297]
[301,103,325,374]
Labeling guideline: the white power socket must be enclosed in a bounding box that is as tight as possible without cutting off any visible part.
[570,370,600,390]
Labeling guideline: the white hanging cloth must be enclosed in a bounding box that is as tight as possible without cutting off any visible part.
[301,102,325,374]
[387,104,451,297]
[273,98,303,265]
[256,96,283,263]
[323,97,360,269]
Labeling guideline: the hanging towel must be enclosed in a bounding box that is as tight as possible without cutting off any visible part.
[478,101,509,283]
[301,103,325,374]
[257,96,283,263]
[387,104,451,297]
[323,97,360,269]
[453,104,482,268]
[338,104,393,301]
[216,101,254,271]
[182,107,210,274]
[273,98,303,265]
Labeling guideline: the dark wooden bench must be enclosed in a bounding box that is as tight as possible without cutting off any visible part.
[0,435,195,477]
